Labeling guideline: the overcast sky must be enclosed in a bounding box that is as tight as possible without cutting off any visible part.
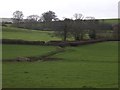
[0,0,119,19]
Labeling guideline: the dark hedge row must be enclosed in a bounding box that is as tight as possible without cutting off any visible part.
[40,39,119,47]
[2,39,45,45]
[68,40,107,46]
[2,39,119,47]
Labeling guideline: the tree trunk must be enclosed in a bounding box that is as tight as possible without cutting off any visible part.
[63,28,67,41]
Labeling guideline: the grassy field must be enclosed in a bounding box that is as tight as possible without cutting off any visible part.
[2,27,60,41]
[53,41,118,62]
[99,19,118,24]
[2,44,57,60]
[2,41,118,88]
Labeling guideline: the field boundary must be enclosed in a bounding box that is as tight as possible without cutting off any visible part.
[2,39,119,46]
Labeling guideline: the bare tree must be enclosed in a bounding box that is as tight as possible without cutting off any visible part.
[73,13,84,20]
[49,18,72,41]
[27,15,40,22]
[71,13,85,40]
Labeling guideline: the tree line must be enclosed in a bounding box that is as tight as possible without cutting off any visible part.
[12,10,118,41]
[12,10,57,23]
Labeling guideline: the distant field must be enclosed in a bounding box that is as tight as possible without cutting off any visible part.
[99,19,118,24]
[2,27,60,41]
[2,44,56,60]
[3,42,118,88]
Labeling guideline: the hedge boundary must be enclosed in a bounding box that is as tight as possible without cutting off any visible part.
[2,39,119,47]
[2,39,45,45]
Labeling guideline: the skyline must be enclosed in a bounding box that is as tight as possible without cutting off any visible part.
[0,0,119,19]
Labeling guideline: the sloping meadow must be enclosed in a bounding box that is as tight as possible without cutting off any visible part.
[2,41,118,88]
[2,44,57,60]
[2,26,60,41]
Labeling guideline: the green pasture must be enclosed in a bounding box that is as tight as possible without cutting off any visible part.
[2,27,60,41]
[53,41,118,62]
[2,42,118,88]
[2,44,56,60]
[100,19,118,24]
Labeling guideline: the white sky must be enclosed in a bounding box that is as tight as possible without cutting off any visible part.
[0,0,119,19]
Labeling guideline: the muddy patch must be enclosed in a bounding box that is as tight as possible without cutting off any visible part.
[42,57,63,61]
